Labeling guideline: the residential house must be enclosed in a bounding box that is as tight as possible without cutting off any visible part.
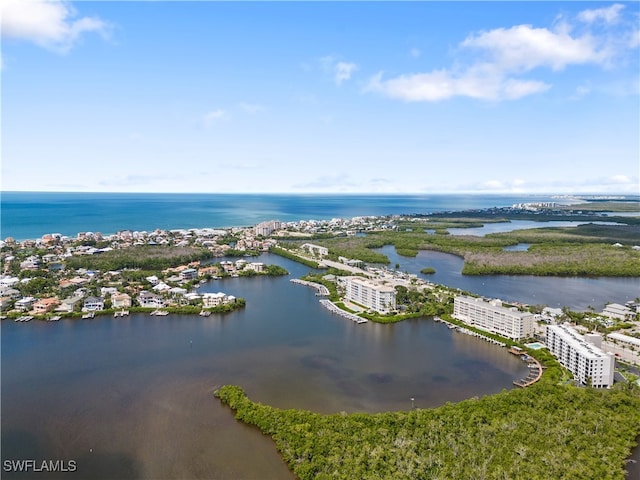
[83,296,105,312]
[111,293,132,309]
[137,291,167,309]
[180,268,198,281]
[56,295,84,313]
[15,296,36,311]
[32,297,61,314]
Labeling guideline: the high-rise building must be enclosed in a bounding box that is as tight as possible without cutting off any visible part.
[453,296,534,341]
[546,324,615,388]
[339,276,396,314]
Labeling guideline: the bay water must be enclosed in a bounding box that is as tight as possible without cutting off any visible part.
[2,192,639,478]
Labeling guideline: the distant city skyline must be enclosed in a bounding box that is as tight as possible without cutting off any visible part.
[2,1,639,194]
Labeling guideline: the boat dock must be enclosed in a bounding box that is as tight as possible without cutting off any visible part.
[113,310,130,317]
[290,279,330,296]
[513,355,543,388]
[435,317,506,347]
[319,299,368,324]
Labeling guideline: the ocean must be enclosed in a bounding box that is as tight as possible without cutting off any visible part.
[0,191,563,240]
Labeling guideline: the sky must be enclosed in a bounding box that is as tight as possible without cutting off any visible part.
[1,1,639,194]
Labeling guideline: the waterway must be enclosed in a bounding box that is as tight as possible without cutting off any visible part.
[375,245,640,310]
[446,219,625,237]
[1,254,530,479]
[3,252,639,478]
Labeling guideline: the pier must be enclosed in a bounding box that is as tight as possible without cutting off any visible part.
[513,355,543,388]
[290,279,330,296]
[319,299,368,324]
[435,317,506,347]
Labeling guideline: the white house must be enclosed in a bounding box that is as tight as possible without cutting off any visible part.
[83,296,105,311]
[138,291,167,309]
[111,293,132,309]
[180,268,198,281]
[202,292,234,308]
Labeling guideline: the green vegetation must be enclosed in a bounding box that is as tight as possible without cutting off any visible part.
[64,245,214,271]
[302,222,640,277]
[269,246,320,268]
[420,267,436,274]
[215,377,640,480]
[237,265,289,277]
[559,201,640,212]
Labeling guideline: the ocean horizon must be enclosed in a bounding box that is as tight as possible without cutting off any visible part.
[2,191,578,241]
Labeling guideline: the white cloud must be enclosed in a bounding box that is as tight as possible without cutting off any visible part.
[1,0,110,53]
[578,4,625,25]
[365,68,550,102]
[334,61,357,85]
[461,24,611,72]
[318,55,358,85]
[203,109,226,125]
[366,5,636,103]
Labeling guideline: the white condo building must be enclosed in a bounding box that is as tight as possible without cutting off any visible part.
[339,276,396,314]
[546,324,615,388]
[453,296,535,341]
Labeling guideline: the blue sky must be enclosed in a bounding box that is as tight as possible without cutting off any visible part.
[2,1,639,194]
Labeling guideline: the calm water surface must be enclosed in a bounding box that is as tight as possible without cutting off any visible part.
[2,255,531,479]
[376,245,640,310]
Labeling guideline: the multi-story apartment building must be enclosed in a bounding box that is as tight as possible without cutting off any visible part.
[453,296,534,341]
[546,323,615,388]
[339,276,396,314]
[254,220,281,237]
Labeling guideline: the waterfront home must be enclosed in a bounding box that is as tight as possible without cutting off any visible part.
[180,268,198,281]
[15,296,36,311]
[56,295,84,313]
[83,296,105,312]
[32,297,61,315]
[138,291,167,309]
[202,292,234,308]
[246,262,264,273]
[111,293,132,309]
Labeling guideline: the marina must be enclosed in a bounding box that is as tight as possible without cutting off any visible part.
[435,317,507,348]
[319,299,368,324]
[290,278,330,296]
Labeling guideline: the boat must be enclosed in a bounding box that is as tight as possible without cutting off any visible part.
[153,310,169,316]
[199,310,211,317]
[49,316,61,322]
[82,312,95,319]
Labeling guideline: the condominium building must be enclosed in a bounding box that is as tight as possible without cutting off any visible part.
[339,276,396,314]
[254,220,282,237]
[453,296,534,341]
[546,323,615,388]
